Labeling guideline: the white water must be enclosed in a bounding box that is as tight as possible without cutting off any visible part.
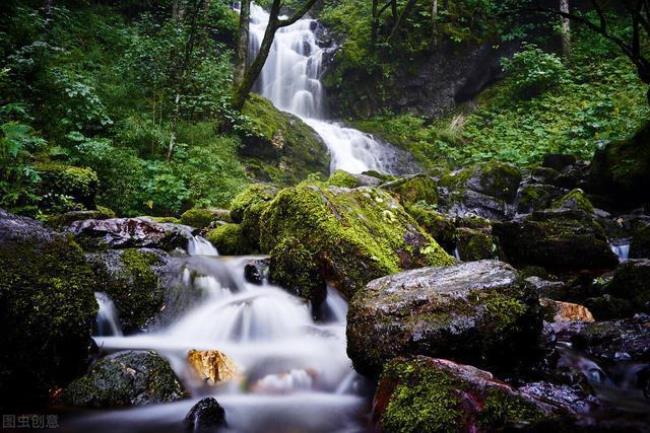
[72,239,367,433]
[94,292,123,337]
[610,241,630,262]
[249,4,398,174]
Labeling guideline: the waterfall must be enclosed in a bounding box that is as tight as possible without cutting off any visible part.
[248,4,401,174]
[94,292,123,337]
[188,235,219,256]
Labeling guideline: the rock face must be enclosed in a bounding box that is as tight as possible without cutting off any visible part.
[64,351,184,408]
[259,183,454,299]
[184,397,227,432]
[68,217,194,250]
[0,208,98,408]
[347,260,542,377]
[187,349,239,386]
[494,209,618,272]
[373,357,569,433]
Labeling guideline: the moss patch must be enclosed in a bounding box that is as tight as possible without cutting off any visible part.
[328,170,361,188]
[206,223,255,255]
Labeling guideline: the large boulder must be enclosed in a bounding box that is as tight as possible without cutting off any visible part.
[372,357,571,433]
[0,209,98,408]
[381,174,438,206]
[206,223,256,255]
[515,183,564,214]
[347,260,542,377]
[63,351,185,408]
[180,208,231,229]
[68,217,194,250]
[494,209,618,272]
[259,183,454,299]
[588,123,650,209]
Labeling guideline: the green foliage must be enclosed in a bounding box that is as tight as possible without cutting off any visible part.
[501,44,569,98]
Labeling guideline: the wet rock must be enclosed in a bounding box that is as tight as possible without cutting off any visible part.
[228,183,279,251]
[206,223,256,255]
[184,397,226,432]
[68,217,194,251]
[187,349,239,386]
[494,209,618,272]
[543,154,578,172]
[607,259,650,313]
[63,351,184,408]
[373,356,572,433]
[515,183,564,214]
[455,226,497,261]
[525,276,568,299]
[406,205,456,252]
[244,258,269,285]
[540,298,595,323]
[0,208,98,408]
[569,315,650,362]
[517,381,597,417]
[347,260,542,377]
[259,183,453,299]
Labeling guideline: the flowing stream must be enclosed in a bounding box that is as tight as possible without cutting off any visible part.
[248,4,406,174]
[64,241,369,433]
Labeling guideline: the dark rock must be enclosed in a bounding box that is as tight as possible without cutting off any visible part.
[631,222,650,258]
[552,189,594,214]
[530,166,561,184]
[244,258,269,285]
[525,276,568,299]
[569,315,650,362]
[347,260,542,377]
[607,259,650,313]
[373,356,572,433]
[455,227,497,261]
[494,209,619,272]
[405,205,456,252]
[517,381,597,417]
[584,295,635,321]
[543,154,578,172]
[184,397,227,432]
[68,217,194,251]
[0,208,98,408]
[44,206,116,229]
[64,351,185,408]
[516,183,564,214]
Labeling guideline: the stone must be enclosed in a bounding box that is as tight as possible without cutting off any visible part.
[63,351,184,408]
[244,258,269,285]
[406,205,456,252]
[540,298,595,323]
[206,223,255,255]
[180,208,231,229]
[607,259,650,312]
[552,189,594,214]
[184,397,226,432]
[68,217,194,251]
[525,276,568,299]
[515,183,564,214]
[455,227,496,261]
[542,154,578,172]
[347,260,542,377]
[187,349,239,386]
[381,174,438,206]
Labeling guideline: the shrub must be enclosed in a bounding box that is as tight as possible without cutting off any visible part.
[501,45,570,98]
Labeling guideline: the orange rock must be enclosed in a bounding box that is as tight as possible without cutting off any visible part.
[540,298,595,323]
[187,349,239,385]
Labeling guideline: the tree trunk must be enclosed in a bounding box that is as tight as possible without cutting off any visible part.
[234,0,251,88]
[387,0,418,43]
[371,0,379,48]
[560,0,571,57]
[432,0,438,44]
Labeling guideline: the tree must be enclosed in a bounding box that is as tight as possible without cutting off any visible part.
[559,0,571,56]
[232,0,318,109]
[528,0,650,104]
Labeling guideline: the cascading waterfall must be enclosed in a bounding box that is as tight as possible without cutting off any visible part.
[94,292,123,337]
[70,238,368,433]
[249,4,403,174]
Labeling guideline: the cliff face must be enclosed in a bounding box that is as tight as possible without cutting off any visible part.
[323,39,519,119]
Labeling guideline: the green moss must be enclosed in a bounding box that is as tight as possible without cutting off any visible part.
[478,388,546,429]
[382,174,438,206]
[328,170,361,188]
[229,183,278,250]
[456,227,495,261]
[552,189,594,213]
[607,260,650,312]
[180,207,229,228]
[240,94,329,184]
[148,216,181,224]
[406,204,456,251]
[206,223,255,255]
[516,184,558,213]
[36,162,99,209]
[259,183,453,297]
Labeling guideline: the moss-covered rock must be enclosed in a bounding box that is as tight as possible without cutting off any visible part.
[180,207,231,229]
[569,315,650,362]
[347,260,542,377]
[89,249,163,332]
[259,183,454,298]
[494,209,618,272]
[455,227,496,261]
[63,351,184,408]
[240,94,329,184]
[269,237,326,307]
[515,183,563,214]
[588,122,650,208]
[0,208,98,408]
[630,223,650,259]
[328,170,363,188]
[374,357,566,433]
[36,162,99,209]
[406,205,456,252]
[44,206,116,229]
[381,174,438,206]
[552,189,594,214]
[206,223,255,255]
[606,259,650,313]
[229,184,278,251]
[584,295,635,320]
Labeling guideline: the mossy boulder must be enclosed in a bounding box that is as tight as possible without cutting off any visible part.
[381,174,438,206]
[569,314,650,362]
[229,183,278,251]
[0,208,98,408]
[240,94,329,184]
[515,183,563,214]
[180,207,231,229]
[206,223,255,255]
[44,206,116,229]
[406,205,456,252]
[36,162,99,209]
[584,295,635,321]
[606,259,650,313]
[63,350,184,408]
[552,189,594,214]
[259,183,454,298]
[328,170,363,188]
[269,236,326,307]
[494,210,618,272]
[455,227,497,261]
[374,357,567,433]
[347,260,542,377]
[588,123,650,208]
[88,249,164,332]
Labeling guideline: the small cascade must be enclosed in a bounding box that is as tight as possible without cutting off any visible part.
[187,235,219,256]
[610,241,630,262]
[248,3,405,174]
[94,292,123,337]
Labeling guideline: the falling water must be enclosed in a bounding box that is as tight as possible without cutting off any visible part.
[610,241,630,262]
[70,239,368,433]
[94,292,123,337]
[248,4,404,174]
